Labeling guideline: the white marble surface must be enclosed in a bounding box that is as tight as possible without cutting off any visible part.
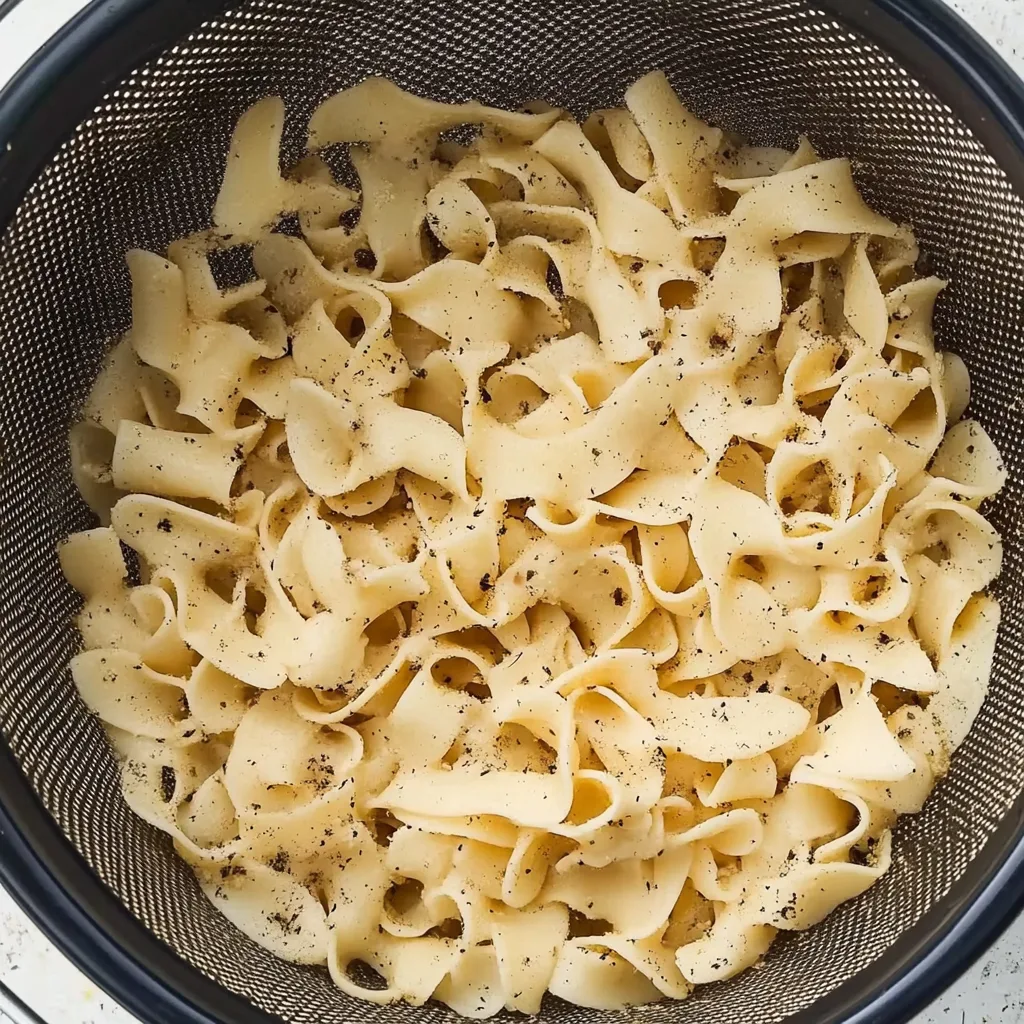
[1,0,1023,1021]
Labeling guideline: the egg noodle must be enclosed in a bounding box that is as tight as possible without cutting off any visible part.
[60,72,1005,1016]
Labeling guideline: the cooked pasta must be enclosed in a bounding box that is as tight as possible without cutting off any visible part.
[60,71,1005,1016]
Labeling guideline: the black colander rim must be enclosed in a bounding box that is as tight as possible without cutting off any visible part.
[0,2,1023,1023]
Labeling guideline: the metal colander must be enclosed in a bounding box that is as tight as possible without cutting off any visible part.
[0,1,1023,1023]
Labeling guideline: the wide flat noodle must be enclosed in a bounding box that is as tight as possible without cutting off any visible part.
[60,73,1004,1019]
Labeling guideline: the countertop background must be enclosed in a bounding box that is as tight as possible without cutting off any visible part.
[1,0,1023,1021]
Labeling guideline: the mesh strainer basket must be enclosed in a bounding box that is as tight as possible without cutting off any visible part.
[1,1,1023,1022]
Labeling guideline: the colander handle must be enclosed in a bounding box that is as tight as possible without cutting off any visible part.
[0,0,25,23]
[0,980,46,1024]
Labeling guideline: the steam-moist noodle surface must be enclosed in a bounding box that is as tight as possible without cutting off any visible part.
[60,72,1005,1015]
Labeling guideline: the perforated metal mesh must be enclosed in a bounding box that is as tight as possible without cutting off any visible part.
[0,1,1022,1022]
